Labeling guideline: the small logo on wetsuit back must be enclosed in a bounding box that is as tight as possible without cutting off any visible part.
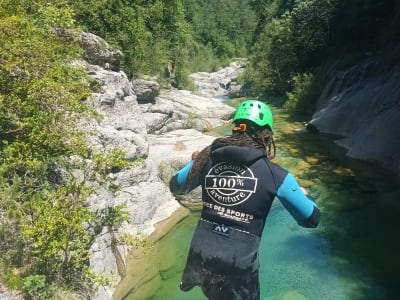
[205,162,258,206]
[212,224,230,236]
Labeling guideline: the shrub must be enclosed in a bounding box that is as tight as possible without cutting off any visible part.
[285,72,323,115]
[22,275,55,300]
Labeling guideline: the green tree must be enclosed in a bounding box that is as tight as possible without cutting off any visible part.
[246,0,336,96]
[22,180,94,284]
[0,15,90,177]
[327,0,400,58]
[0,2,99,295]
[184,0,257,60]
[71,0,191,82]
[245,13,296,94]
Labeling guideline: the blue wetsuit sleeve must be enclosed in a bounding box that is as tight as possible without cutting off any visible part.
[169,160,199,195]
[276,173,320,228]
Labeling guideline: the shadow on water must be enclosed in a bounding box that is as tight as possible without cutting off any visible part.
[117,102,400,300]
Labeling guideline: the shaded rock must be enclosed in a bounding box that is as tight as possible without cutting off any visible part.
[80,31,123,71]
[131,77,160,103]
[228,82,244,98]
[309,49,400,175]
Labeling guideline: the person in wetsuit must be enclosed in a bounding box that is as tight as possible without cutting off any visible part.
[169,99,320,300]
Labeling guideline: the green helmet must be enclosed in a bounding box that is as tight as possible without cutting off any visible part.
[233,99,273,131]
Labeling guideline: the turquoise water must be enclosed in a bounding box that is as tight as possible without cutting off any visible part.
[120,106,400,300]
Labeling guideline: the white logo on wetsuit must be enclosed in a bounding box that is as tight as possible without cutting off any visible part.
[205,162,258,206]
[212,224,230,236]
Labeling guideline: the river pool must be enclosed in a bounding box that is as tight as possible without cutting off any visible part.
[116,105,400,300]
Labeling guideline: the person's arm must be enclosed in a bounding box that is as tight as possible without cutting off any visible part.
[276,173,320,228]
[169,151,200,195]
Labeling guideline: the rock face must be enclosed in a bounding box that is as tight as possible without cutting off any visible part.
[86,87,232,298]
[74,32,237,299]
[131,77,160,103]
[80,31,123,71]
[189,60,247,98]
[0,285,22,300]
[75,31,400,300]
[308,49,400,175]
[141,89,235,134]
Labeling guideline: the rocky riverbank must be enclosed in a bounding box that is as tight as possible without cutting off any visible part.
[80,32,400,299]
[71,32,241,299]
[3,29,398,300]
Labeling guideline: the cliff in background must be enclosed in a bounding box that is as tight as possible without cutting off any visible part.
[308,47,400,176]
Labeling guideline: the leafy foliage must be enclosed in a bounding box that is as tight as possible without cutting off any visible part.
[70,0,258,87]
[22,180,94,284]
[246,0,337,95]
[0,15,90,178]
[0,2,131,296]
[328,0,400,56]
[22,275,56,300]
[285,72,323,114]
[70,0,192,87]
[184,0,257,60]
[247,0,400,100]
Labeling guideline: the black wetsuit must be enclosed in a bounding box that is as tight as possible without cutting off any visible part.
[170,146,320,300]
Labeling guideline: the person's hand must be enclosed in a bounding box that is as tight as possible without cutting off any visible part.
[191,150,200,160]
[300,187,309,195]
[301,187,316,202]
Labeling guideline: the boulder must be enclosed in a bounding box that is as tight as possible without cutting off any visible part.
[80,31,123,71]
[190,60,247,98]
[141,89,235,134]
[131,77,160,103]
